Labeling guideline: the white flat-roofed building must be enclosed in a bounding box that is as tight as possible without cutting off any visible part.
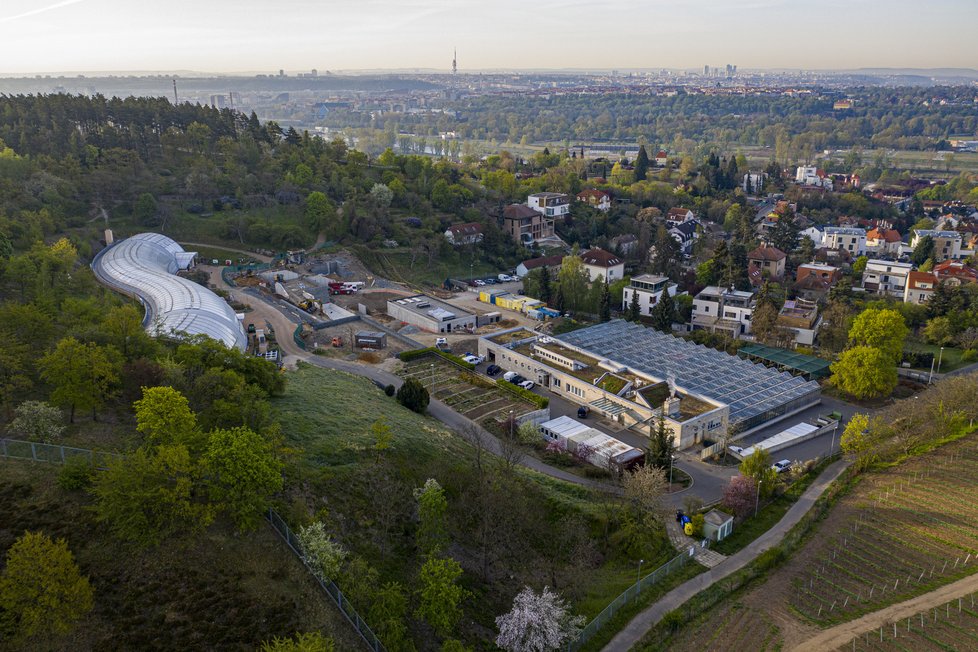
[691,286,756,337]
[621,274,679,315]
[386,294,477,333]
[93,233,246,350]
[823,226,867,256]
[862,259,913,297]
[911,229,963,262]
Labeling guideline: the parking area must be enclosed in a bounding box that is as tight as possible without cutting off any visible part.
[398,356,540,425]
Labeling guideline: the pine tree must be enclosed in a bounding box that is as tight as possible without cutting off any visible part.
[539,268,552,304]
[627,290,641,322]
[634,145,649,182]
[647,413,677,470]
[649,290,675,333]
[599,283,611,322]
[553,284,566,313]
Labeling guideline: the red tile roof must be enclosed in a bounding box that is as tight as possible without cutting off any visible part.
[907,271,938,291]
[747,243,787,262]
[520,254,564,271]
[934,260,978,282]
[446,222,483,237]
[577,189,610,201]
[866,227,902,243]
[580,248,622,268]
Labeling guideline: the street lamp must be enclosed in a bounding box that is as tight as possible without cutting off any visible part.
[829,421,839,458]
[637,559,644,583]
[509,409,514,439]
[937,346,945,374]
[754,480,762,518]
[430,363,435,394]
[669,455,677,492]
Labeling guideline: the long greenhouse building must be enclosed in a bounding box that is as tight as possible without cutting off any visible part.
[92,233,246,350]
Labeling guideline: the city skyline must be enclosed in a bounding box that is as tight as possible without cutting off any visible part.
[2,0,977,74]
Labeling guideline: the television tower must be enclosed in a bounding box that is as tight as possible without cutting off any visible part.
[172,79,178,105]
[452,48,457,76]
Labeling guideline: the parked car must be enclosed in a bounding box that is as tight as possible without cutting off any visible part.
[247,323,256,334]
[510,375,527,385]
[577,406,590,418]
[498,273,515,282]
[483,278,496,284]
[518,380,535,391]
[473,279,486,286]
[503,371,520,382]
[772,459,793,474]
[486,364,501,376]
[463,352,485,364]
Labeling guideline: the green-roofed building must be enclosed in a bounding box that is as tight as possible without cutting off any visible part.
[737,343,832,380]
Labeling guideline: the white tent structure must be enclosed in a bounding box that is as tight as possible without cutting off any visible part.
[93,233,246,350]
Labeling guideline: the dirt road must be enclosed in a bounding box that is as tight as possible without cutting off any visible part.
[789,572,978,651]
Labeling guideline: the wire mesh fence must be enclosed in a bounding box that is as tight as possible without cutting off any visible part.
[0,438,121,469]
[567,548,694,650]
[266,509,385,652]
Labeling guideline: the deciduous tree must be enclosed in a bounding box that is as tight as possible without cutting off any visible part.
[830,345,898,400]
[414,478,449,556]
[297,522,347,582]
[495,586,585,652]
[848,308,908,362]
[38,337,120,422]
[203,426,284,530]
[133,386,200,451]
[416,556,469,638]
[738,449,776,497]
[721,475,758,520]
[8,400,63,443]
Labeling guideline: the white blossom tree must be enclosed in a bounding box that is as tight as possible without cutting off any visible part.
[495,586,585,652]
[297,521,347,582]
[9,400,64,443]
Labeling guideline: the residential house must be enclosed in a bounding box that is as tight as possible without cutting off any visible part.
[503,204,554,245]
[666,207,695,226]
[911,229,963,262]
[865,227,902,256]
[691,286,756,337]
[610,233,639,256]
[670,221,698,255]
[799,224,824,247]
[904,271,939,305]
[621,274,679,315]
[654,150,669,167]
[576,189,611,212]
[777,299,821,347]
[443,222,484,246]
[933,259,978,285]
[823,226,867,256]
[861,259,913,298]
[527,192,571,219]
[515,254,563,279]
[795,166,833,190]
[580,248,624,282]
[794,263,841,302]
[747,243,787,280]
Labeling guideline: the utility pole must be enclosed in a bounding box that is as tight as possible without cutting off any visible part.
[172,79,178,105]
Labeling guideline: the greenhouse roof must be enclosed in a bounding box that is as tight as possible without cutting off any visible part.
[736,343,833,379]
[93,233,246,350]
[557,320,819,427]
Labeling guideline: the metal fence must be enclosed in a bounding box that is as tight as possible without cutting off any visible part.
[266,509,385,652]
[567,548,693,650]
[293,323,307,350]
[0,438,122,469]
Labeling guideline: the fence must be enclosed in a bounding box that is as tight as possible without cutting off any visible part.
[293,324,307,350]
[0,438,122,469]
[266,509,385,652]
[567,549,693,651]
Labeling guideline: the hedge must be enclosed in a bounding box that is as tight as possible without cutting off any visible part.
[495,379,549,409]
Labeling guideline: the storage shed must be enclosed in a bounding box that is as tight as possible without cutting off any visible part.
[355,331,387,349]
[702,509,734,542]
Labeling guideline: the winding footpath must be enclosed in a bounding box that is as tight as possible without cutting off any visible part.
[601,458,851,652]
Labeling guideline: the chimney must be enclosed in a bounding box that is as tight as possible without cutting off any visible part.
[664,397,681,419]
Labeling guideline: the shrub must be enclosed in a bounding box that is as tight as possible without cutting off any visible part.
[57,456,94,491]
[398,347,436,362]
[494,379,549,409]
[961,349,978,363]
[297,522,347,582]
[690,513,705,538]
[396,378,430,413]
[661,610,684,632]
[384,384,396,397]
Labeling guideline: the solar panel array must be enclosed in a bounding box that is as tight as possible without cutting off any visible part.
[95,233,247,351]
[559,320,820,428]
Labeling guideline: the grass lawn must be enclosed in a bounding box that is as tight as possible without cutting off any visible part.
[904,340,972,372]
[352,244,510,288]
[0,462,360,651]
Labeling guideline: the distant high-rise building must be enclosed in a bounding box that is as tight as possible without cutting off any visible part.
[704,65,710,76]
[452,48,457,76]
[311,69,317,77]
[278,69,285,77]
[732,65,737,75]
[726,64,732,77]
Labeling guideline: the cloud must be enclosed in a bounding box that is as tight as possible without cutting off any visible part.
[0,0,87,24]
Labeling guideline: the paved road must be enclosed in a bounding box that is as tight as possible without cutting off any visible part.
[600,458,851,652]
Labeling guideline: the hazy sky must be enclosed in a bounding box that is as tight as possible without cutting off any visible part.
[2,0,977,74]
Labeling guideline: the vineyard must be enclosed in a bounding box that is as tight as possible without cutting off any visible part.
[837,593,978,651]
[649,432,978,651]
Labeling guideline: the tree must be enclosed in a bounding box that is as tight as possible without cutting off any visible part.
[8,400,64,444]
[649,289,675,333]
[396,378,429,414]
[911,235,934,267]
[627,290,641,322]
[848,308,908,362]
[650,226,680,276]
[297,522,347,582]
[633,145,649,182]
[133,192,159,226]
[721,476,758,520]
[416,556,469,638]
[851,255,868,275]
[840,413,877,470]
[557,254,590,313]
[495,586,585,652]
[203,426,284,530]
[91,445,214,546]
[767,215,799,253]
[622,464,667,522]
[367,582,413,652]
[647,413,676,470]
[304,191,334,234]
[923,316,955,346]
[133,386,201,451]
[38,337,120,422]
[102,304,156,359]
[599,283,611,322]
[414,478,449,556]
[831,346,898,400]
[738,449,776,497]
[371,417,394,462]
[0,531,93,639]
[259,632,336,652]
